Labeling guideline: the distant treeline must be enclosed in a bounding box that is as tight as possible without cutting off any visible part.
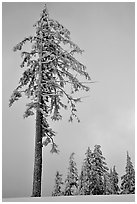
[52,145,135,196]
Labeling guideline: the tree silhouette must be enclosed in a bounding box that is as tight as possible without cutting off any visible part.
[9,4,91,197]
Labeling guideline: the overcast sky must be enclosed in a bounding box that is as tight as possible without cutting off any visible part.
[2,2,135,198]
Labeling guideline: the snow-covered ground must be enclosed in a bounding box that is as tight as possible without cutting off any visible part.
[3,194,135,202]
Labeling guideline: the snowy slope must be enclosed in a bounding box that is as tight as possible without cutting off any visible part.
[3,194,135,202]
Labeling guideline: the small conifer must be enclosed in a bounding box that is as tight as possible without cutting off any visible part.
[120,152,135,194]
[64,153,79,196]
[52,171,64,196]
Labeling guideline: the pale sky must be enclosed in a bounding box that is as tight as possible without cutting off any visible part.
[2,2,135,198]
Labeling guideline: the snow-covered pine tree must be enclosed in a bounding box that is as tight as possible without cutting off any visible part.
[9,4,91,197]
[78,164,85,195]
[78,147,93,195]
[120,151,135,194]
[52,171,64,196]
[90,145,109,195]
[111,166,119,194]
[108,168,114,195]
[109,168,113,193]
[103,171,112,195]
[105,166,119,195]
[64,153,79,196]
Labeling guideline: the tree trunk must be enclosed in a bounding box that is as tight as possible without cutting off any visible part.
[32,108,43,197]
[31,36,43,197]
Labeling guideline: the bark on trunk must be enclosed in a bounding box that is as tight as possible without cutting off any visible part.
[32,109,43,197]
[31,33,43,197]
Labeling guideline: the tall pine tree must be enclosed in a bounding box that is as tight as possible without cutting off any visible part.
[52,171,64,196]
[120,152,135,194]
[64,153,79,196]
[9,4,91,196]
[90,145,109,195]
